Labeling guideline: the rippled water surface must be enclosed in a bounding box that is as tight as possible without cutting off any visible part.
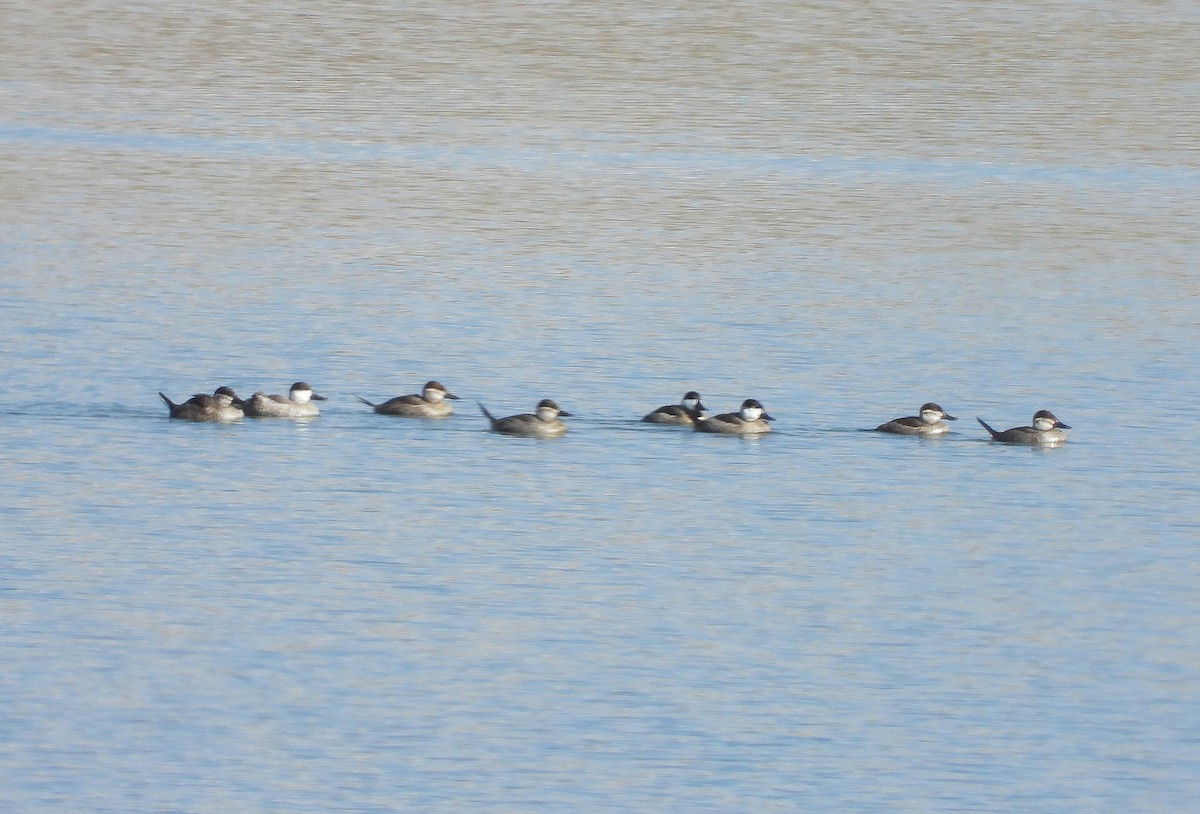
[2,2,1199,812]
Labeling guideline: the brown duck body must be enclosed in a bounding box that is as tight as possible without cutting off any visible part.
[479,399,571,438]
[243,382,325,418]
[643,391,706,425]
[358,382,459,418]
[694,399,773,435]
[977,410,1070,445]
[876,403,957,436]
[160,387,244,422]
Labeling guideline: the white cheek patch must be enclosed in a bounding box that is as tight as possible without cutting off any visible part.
[292,390,312,403]
[741,407,762,421]
[921,411,942,424]
[426,390,445,403]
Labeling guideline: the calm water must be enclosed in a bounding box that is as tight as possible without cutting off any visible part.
[2,2,1199,811]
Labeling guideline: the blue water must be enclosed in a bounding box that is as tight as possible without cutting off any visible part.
[3,2,1199,812]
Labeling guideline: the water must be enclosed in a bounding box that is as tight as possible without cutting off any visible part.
[2,2,1199,811]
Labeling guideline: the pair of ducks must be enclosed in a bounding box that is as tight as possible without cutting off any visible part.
[358,383,573,438]
[647,393,1070,445]
[643,392,774,435]
[360,382,572,440]
[161,384,1070,445]
[159,382,326,421]
[873,402,1071,445]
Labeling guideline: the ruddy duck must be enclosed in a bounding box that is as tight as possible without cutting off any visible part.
[243,382,327,418]
[977,410,1070,445]
[876,402,957,436]
[694,398,773,435]
[478,399,571,437]
[643,391,706,425]
[356,381,460,418]
[159,386,244,422]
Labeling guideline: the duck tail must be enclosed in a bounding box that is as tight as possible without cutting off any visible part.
[976,417,999,439]
[477,401,498,428]
[354,395,377,408]
[159,392,181,417]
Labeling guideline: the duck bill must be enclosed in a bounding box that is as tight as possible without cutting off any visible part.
[311,393,328,401]
[761,412,775,422]
[557,410,573,417]
[943,413,958,421]
[445,393,461,400]
[1056,421,1070,429]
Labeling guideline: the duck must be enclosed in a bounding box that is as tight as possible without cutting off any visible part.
[159,386,244,422]
[977,410,1070,445]
[356,380,460,418]
[875,402,957,436]
[643,391,706,425]
[243,382,327,419]
[694,398,773,435]
[478,399,571,438]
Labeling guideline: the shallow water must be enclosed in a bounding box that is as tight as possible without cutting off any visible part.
[2,2,1199,812]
